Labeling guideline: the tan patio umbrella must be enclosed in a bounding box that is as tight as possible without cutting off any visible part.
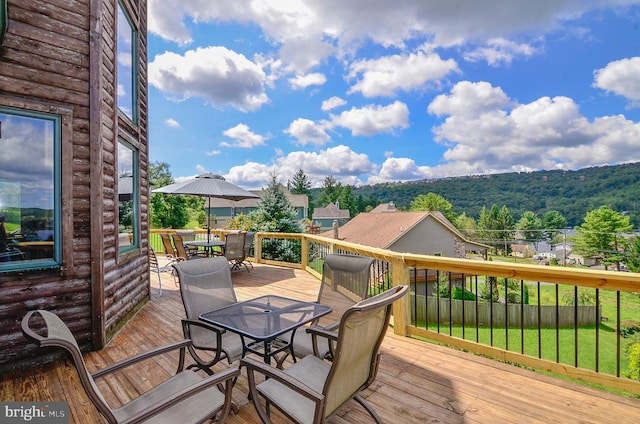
[152,173,259,241]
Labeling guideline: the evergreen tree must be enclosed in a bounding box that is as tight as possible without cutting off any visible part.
[318,175,342,207]
[337,185,357,218]
[288,169,313,218]
[250,173,303,233]
[573,206,632,270]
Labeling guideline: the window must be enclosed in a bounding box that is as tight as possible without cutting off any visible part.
[0,108,60,271]
[118,141,138,252]
[117,2,137,123]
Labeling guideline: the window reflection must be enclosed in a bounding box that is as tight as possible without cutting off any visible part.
[0,110,57,267]
[118,141,137,251]
[117,3,136,122]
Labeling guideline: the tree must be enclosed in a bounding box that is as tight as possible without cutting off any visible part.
[542,210,567,243]
[288,169,314,218]
[244,173,303,234]
[517,211,544,247]
[454,212,477,237]
[573,206,633,270]
[336,185,357,218]
[410,192,456,222]
[626,236,640,272]
[148,161,195,229]
[318,175,342,207]
[477,204,514,255]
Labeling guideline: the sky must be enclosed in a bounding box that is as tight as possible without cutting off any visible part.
[145,0,640,190]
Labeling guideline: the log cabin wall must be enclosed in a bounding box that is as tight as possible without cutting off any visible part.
[0,0,150,372]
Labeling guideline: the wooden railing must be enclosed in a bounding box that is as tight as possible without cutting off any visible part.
[150,229,640,395]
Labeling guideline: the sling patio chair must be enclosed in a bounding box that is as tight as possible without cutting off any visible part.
[173,233,206,260]
[22,309,239,424]
[241,285,408,424]
[277,253,374,367]
[160,233,183,263]
[239,231,255,270]
[222,231,248,272]
[148,247,176,295]
[173,257,245,375]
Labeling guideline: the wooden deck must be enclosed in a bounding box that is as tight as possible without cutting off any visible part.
[2,261,639,423]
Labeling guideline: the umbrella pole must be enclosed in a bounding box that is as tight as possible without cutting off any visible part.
[207,197,211,242]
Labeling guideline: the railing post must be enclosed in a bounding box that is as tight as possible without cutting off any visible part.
[255,232,263,264]
[300,235,309,269]
[391,254,410,337]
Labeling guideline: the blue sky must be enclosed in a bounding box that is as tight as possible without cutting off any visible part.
[145,1,640,189]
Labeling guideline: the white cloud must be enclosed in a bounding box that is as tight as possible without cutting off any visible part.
[148,1,618,76]
[288,73,327,89]
[594,57,640,107]
[348,50,459,97]
[463,38,541,66]
[220,124,267,148]
[224,145,376,188]
[164,118,181,128]
[284,118,332,146]
[321,96,347,111]
[331,101,409,136]
[205,150,221,156]
[148,46,268,112]
[426,80,640,175]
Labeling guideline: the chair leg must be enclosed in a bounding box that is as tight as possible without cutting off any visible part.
[354,394,383,424]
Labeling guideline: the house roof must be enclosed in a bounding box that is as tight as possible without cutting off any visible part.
[312,203,350,219]
[320,210,489,251]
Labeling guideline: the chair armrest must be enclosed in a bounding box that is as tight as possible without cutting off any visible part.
[240,357,323,402]
[127,366,240,423]
[181,318,227,335]
[306,326,338,342]
[92,340,191,379]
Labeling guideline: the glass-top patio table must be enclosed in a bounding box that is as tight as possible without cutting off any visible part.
[184,240,225,256]
[199,295,332,364]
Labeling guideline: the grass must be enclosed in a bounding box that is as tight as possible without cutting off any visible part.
[420,284,640,377]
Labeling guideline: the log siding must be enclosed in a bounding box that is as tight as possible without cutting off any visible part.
[0,0,150,371]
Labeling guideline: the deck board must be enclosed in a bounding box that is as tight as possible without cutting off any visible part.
[2,261,639,423]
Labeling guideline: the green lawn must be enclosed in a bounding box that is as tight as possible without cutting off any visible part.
[422,283,640,377]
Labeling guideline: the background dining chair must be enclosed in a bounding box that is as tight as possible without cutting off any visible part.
[173,233,205,259]
[242,285,409,424]
[240,231,255,270]
[22,309,239,424]
[278,253,374,366]
[173,257,245,375]
[160,233,182,262]
[148,247,176,295]
[222,232,248,272]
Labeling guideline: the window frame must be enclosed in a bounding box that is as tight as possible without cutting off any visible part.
[0,106,63,273]
[116,0,138,125]
[117,139,139,254]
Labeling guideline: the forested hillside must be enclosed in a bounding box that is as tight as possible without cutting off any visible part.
[348,162,640,227]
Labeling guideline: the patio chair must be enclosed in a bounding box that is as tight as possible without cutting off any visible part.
[278,254,374,366]
[222,231,248,272]
[148,247,175,295]
[173,233,205,259]
[241,285,408,424]
[22,309,239,424]
[173,257,245,375]
[160,233,183,262]
[240,231,255,270]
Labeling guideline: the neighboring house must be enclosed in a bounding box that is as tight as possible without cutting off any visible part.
[511,244,533,258]
[311,202,350,230]
[207,185,308,228]
[0,0,150,371]
[321,208,489,259]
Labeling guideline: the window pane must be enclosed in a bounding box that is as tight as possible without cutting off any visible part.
[0,110,58,269]
[117,3,136,122]
[118,141,138,251]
